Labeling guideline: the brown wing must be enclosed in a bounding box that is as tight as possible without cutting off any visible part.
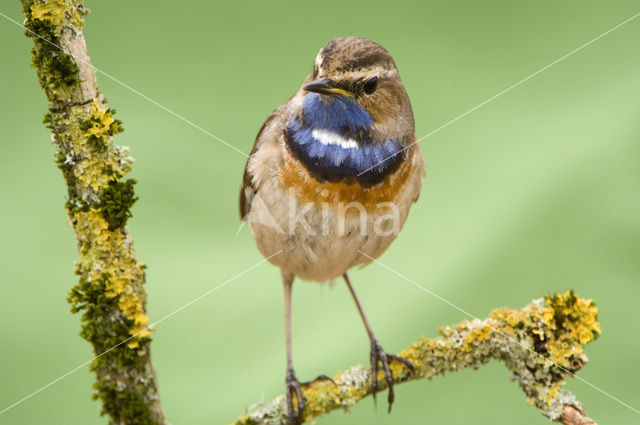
[239,85,309,220]
[239,113,278,220]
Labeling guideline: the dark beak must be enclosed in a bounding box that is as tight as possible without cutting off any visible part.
[302,78,333,94]
[302,78,354,97]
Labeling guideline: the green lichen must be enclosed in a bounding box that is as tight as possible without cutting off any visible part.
[99,179,138,230]
[67,209,155,422]
[97,379,160,425]
[71,210,150,339]
[44,99,132,197]
[71,268,157,425]
[23,1,87,96]
[232,291,600,425]
[79,101,123,152]
[29,19,80,92]
[23,2,163,422]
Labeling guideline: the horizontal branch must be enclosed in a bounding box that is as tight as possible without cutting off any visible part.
[231,291,600,425]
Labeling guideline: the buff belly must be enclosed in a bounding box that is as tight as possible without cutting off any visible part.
[246,151,423,282]
[247,187,404,281]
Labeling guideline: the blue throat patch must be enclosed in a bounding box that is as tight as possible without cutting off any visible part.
[285,93,405,186]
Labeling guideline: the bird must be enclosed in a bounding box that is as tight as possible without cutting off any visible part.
[239,36,424,424]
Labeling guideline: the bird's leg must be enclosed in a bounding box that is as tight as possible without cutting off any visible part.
[343,272,414,412]
[283,273,304,424]
[282,272,335,425]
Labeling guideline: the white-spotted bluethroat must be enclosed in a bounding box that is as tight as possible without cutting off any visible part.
[240,36,424,424]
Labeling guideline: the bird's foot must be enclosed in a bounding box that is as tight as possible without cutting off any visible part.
[285,368,336,424]
[369,339,415,412]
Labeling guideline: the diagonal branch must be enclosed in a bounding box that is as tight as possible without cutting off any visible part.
[231,291,600,425]
[21,1,165,424]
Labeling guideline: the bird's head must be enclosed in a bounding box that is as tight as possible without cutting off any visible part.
[301,37,414,142]
[285,37,415,185]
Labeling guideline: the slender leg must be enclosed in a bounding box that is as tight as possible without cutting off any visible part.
[343,272,414,412]
[282,271,334,425]
[283,272,304,425]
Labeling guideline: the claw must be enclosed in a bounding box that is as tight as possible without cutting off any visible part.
[369,339,415,413]
[285,370,336,424]
[285,369,304,425]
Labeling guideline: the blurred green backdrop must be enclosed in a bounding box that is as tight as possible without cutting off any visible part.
[1,1,639,424]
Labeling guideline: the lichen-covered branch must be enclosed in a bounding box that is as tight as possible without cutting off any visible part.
[22,1,165,424]
[232,291,600,425]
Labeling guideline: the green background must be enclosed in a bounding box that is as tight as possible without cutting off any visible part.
[1,1,639,424]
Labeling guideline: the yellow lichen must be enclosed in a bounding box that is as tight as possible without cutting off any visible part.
[74,210,150,342]
[85,98,119,140]
[544,383,563,405]
[490,307,521,327]
[75,157,110,191]
[234,292,601,425]
[538,291,600,367]
[26,6,163,420]
[522,303,556,341]
[30,0,84,34]
[71,99,127,191]
[461,321,493,352]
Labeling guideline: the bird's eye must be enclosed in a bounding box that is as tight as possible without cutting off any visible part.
[363,76,378,95]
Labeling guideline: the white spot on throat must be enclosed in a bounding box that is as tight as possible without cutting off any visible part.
[311,129,358,149]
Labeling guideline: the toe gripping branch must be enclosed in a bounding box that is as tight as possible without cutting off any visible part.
[286,369,336,425]
[369,339,415,412]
